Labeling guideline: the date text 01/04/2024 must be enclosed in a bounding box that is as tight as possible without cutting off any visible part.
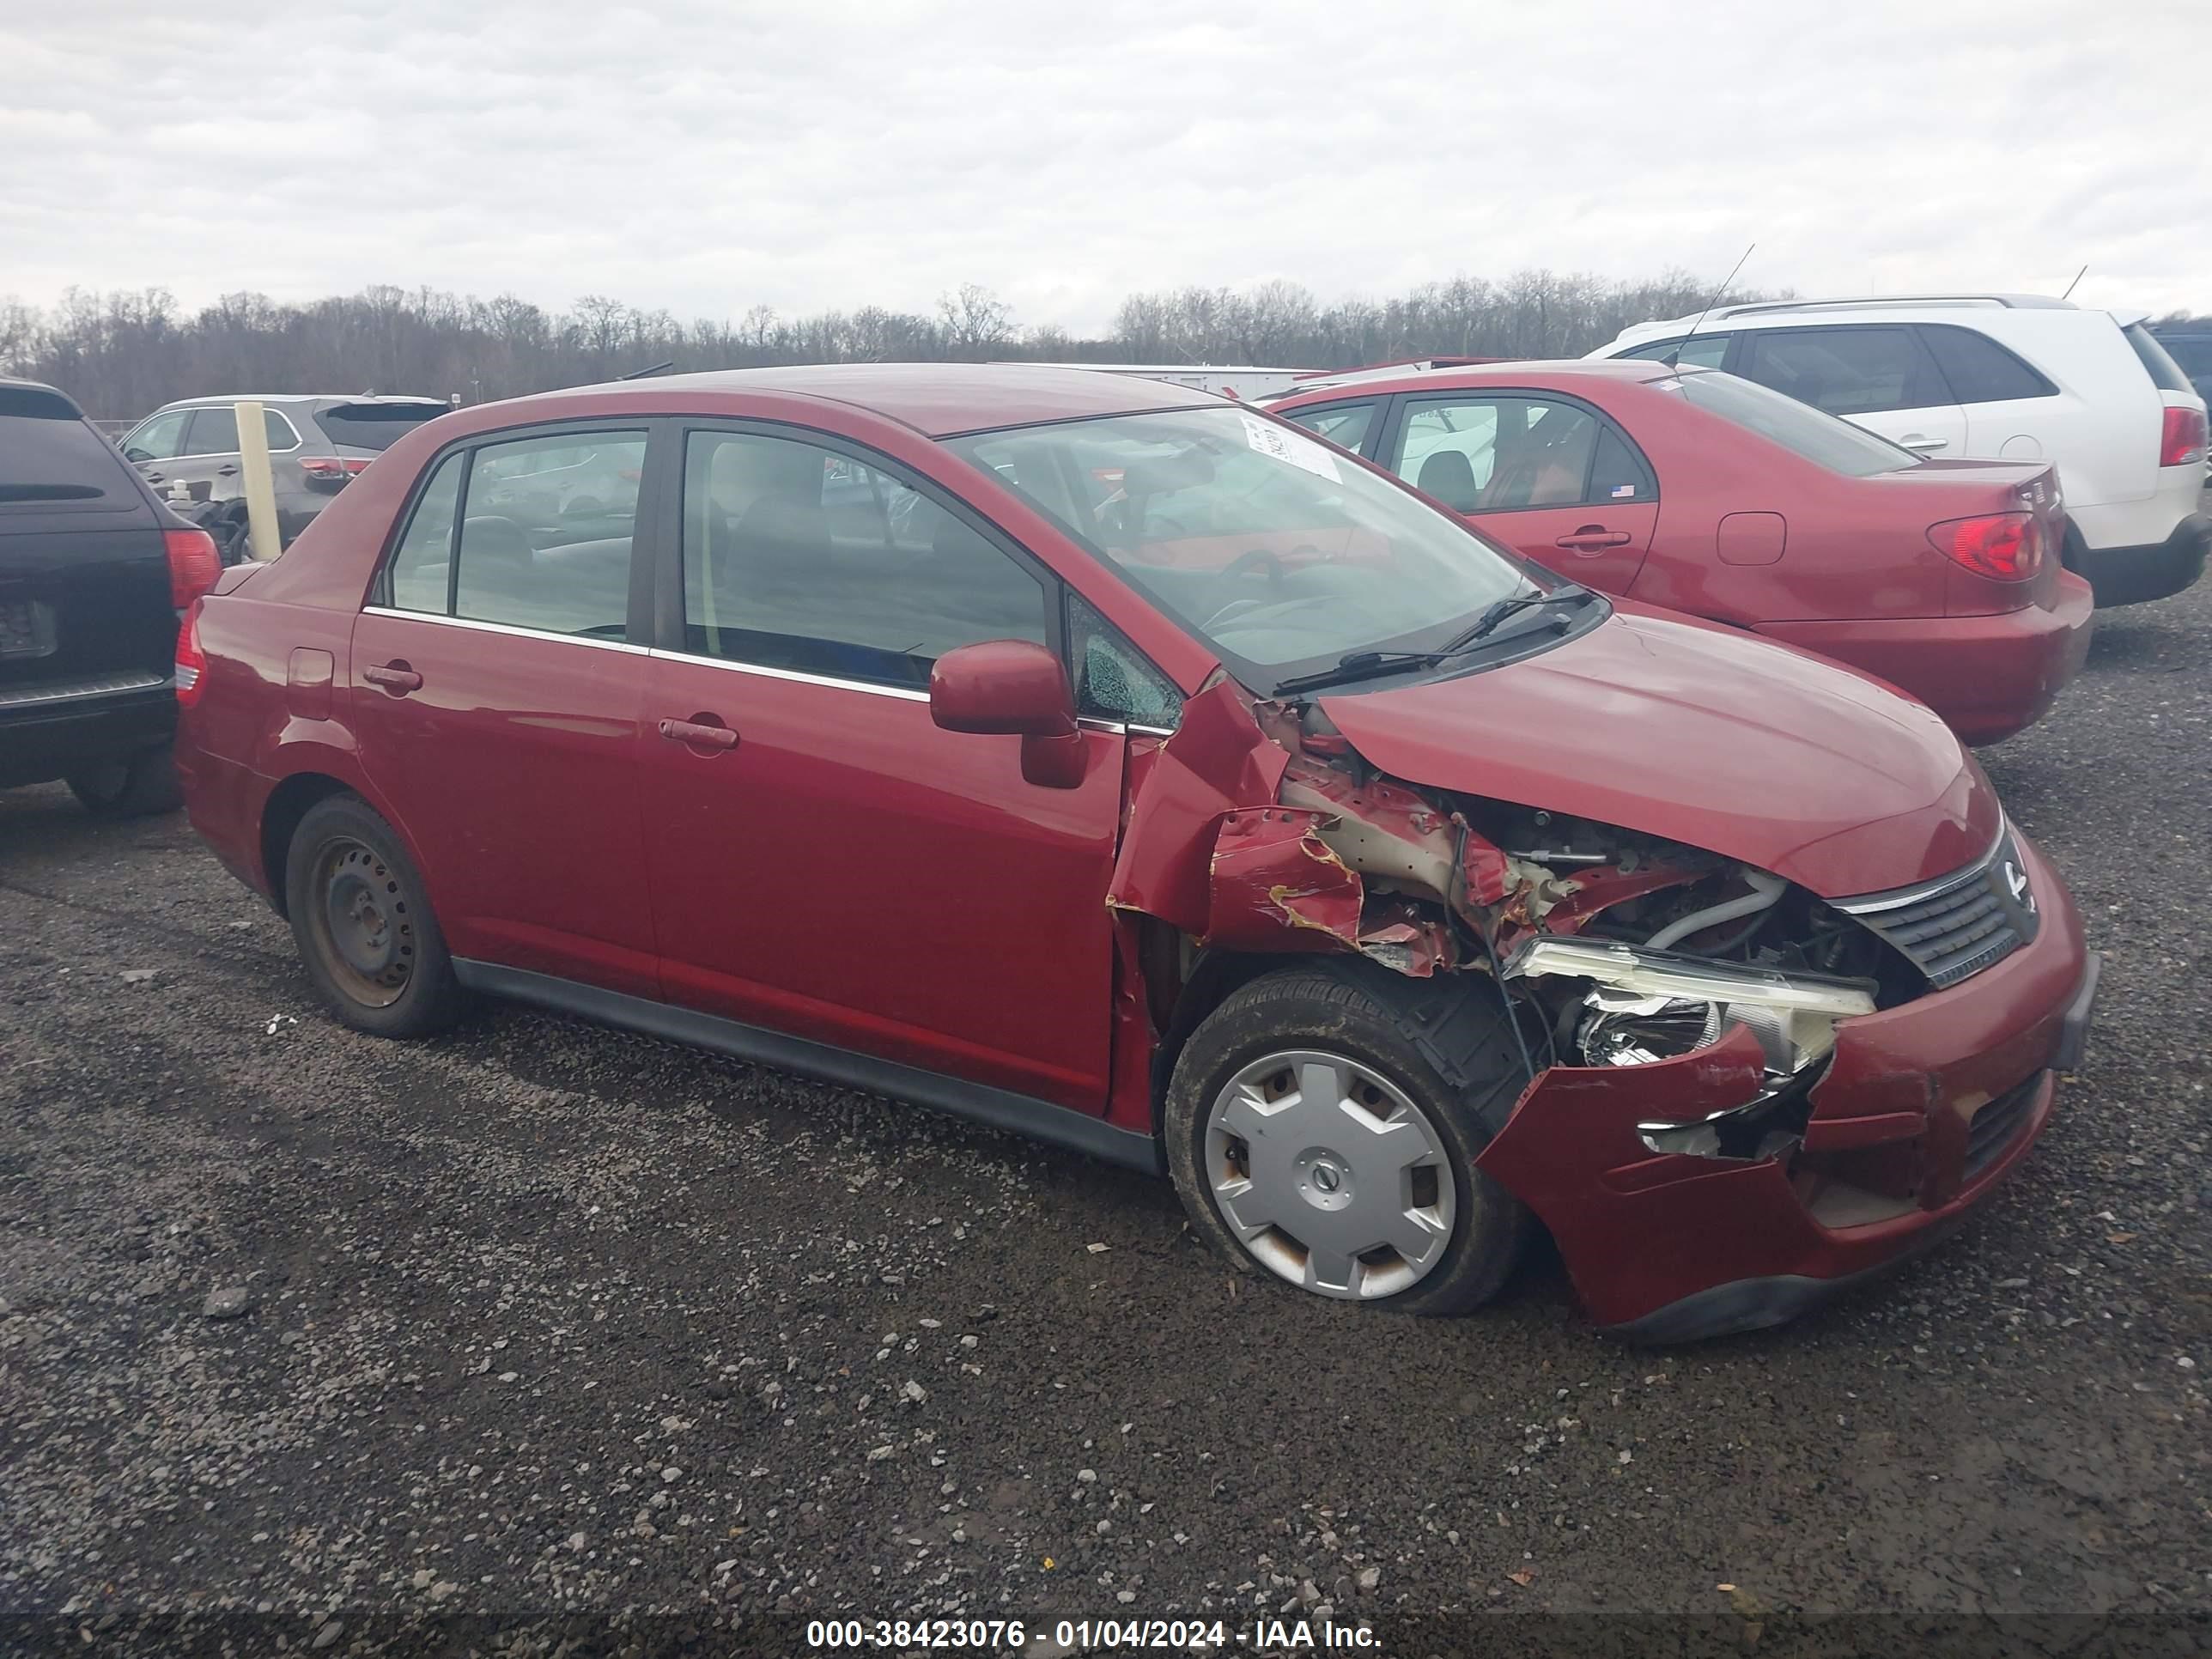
[804,1617,1382,1650]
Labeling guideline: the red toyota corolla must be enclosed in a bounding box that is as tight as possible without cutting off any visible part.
[1267,361,2095,745]
[174,365,2098,1341]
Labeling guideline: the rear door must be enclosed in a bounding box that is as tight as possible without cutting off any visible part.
[164,406,248,505]
[1376,391,1659,592]
[635,422,1124,1110]
[0,389,173,706]
[349,422,659,997]
[1735,325,1967,458]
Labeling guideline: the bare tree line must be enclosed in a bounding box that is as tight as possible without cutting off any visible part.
[5,270,1778,418]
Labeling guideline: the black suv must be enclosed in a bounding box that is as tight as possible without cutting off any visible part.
[118,393,448,562]
[2,380,222,815]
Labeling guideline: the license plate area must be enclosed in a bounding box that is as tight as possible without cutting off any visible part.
[0,599,58,659]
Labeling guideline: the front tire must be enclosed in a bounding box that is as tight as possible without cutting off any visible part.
[283,794,463,1037]
[1164,962,1530,1316]
[66,742,182,817]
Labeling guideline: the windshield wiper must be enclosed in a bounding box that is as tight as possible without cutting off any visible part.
[1438,581,1598,653]
[1272,648,1449,696]
[1272,583,1601,696]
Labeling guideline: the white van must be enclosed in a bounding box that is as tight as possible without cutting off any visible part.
[1589,295,2209,605]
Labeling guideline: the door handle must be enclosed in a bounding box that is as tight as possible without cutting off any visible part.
[362,661,423,694]
[216,464,240,477]
[143,471,164,483]
[1899,434,1948,453]
[659,716,738,751]
[1554,526,1632,550]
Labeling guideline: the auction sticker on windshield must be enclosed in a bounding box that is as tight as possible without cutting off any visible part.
[1241,412,1340,481]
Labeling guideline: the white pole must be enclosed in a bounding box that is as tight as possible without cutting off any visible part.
[234,400,283,562]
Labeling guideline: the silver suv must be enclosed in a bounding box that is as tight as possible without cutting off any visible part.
[118,393,448,562]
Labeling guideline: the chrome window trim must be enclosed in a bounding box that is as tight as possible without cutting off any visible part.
[647,647,932,703]
[1828,818,2011,915]
[361,605,647,655]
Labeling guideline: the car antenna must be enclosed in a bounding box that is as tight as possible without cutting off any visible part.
[1668,241,1755,366]
[2059,264,2087,301]
[619,361,676,380]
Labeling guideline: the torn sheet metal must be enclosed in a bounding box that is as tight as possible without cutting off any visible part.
[1105,679,1290,935]
[1204,807,1363,951]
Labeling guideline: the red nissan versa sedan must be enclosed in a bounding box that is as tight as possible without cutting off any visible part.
[173,365,2099,1342]
[1267,362,2095,745]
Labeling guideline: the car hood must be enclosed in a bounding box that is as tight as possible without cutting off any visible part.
[1318,601,2000,898]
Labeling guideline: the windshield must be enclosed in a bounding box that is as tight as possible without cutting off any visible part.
[1666,370,1918,477]
[943,406,1534,689]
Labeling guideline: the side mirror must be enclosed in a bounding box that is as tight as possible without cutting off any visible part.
[929,640,1085,789]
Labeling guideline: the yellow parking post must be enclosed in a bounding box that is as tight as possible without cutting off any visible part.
[234,400,283,562]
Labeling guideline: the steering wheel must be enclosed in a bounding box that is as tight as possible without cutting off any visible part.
[1200,550,1294,633]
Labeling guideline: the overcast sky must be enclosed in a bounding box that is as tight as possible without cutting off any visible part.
[3,0,2208,332]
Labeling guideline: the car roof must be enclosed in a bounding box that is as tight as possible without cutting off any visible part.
[505,362,1220,437]
[0,378,86,417]
[151,392,447,411]
[1272,358,1682,400]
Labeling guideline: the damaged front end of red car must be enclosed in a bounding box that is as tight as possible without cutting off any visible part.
[1104,675,2091,1341]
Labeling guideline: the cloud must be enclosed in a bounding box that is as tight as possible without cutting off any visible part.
[3,0,2206,331]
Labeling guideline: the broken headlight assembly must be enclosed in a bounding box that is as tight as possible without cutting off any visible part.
[1504,936,1876,1161]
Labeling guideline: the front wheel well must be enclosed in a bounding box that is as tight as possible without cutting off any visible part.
[259,773,355,917]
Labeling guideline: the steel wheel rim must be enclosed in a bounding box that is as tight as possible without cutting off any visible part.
[1203,1048,1457,1301]
[309,836,415,1008]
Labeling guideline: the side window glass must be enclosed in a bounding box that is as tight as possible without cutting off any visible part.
[1589,425,1655,501]
[1400,397,1601,511]
[123,410,188,462]
[1620,335,1729,368]
[1920,325,2057,403]
[386,453,465,614]
[264,410,301,451]
[1396,401,1499,510]
[1281,402,1378,454]
[1740,327,1943,416]
[1068,591,1182,728]
[183,407,240,456]
[683,431,1048,690]
[450,432,644,637]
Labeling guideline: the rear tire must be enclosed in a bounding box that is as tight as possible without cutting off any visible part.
[283,794,463,1037]
[66,742,182,817]
[1163,961,1530,1316]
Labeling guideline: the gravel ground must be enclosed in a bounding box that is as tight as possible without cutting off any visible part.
[3,550,2209,1656]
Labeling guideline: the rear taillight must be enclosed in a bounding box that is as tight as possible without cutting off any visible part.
[1929,512,2043,581]
[163,526,222,607]
[299,456,373,481]
[175,602,206,708]
[2160,406,2209,468]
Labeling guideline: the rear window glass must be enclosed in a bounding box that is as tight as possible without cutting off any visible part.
[0,388,143,508]
[1921,325,2057,403]
[1669,371,1918,477]
[2124,324,2193,394]
[315,402,446,452]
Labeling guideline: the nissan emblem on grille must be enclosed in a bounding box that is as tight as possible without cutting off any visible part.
[1831,828,2039,990]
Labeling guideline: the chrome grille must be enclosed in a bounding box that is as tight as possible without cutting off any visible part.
[1832,826,2040,990]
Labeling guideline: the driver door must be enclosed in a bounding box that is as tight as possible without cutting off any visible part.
[637,425,1126,1111]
